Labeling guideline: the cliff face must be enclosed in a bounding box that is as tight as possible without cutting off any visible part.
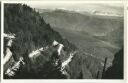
[102,48,123,79]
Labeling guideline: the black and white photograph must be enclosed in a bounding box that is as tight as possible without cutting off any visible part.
[2,1,124,80]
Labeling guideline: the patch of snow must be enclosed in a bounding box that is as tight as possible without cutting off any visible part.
[60,51,77,77]
[4,33,15,65]
[4,33,15,39]
[61,70,68,75]
[62,54,73,68]
[52,40,64,55]
[4,48,12,65]
[5,69,15,77]
[29,46,49,58]
[52,40,59,46]
[29,47,44,58]
[7,39,13,47]
[58,44,64,55]
[54,59,60,66]
[11,57,25,70]
[61,51,76,71]
[5,57,25,77]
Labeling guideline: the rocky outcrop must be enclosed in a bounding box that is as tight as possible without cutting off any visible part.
[102,48,123,79]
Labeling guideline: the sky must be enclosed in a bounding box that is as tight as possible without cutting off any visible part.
[25,1,123,9]
[23,1,123,15]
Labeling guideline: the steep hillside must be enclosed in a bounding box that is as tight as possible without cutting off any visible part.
[41,9,123,48]
[40,9,123,67]
[41,9,123,36]
[102,48,123,79]
[4,4,76,55]
[94,27,123,47]
[4,4,77,79]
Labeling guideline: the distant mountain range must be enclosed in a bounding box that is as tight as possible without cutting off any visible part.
[39,9,123,47]
[36,7,123,17]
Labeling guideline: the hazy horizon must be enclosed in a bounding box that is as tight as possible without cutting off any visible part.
[23,1,123,15]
